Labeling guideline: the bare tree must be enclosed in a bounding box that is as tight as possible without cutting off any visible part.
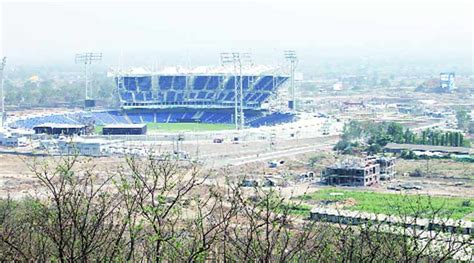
[1,154,126,262]
[116,152,239,262]
[1,154,471,262]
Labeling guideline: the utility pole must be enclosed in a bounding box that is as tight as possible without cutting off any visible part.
[284,50,298,112]
[0,57,7,127]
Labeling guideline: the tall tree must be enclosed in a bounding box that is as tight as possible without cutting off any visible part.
[456,110,471,131]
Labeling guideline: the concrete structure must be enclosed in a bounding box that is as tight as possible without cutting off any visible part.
[309,207,472,235]
[369,156,396,180]
[33,123,86,136]
[102,123,147,135]
[440,72,455,92]
[56,137,117,157]
[321,157,380,186]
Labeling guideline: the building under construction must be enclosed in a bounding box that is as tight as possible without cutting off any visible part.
[321,157,383,186]
[369,156,396,180]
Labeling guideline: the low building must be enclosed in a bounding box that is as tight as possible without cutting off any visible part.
[321,157,380,186]
[309,207,472,235]
[102,124,147,135]
[33,123,86,136]
[57,137,116,157]
[0,128,32,147]
[384,143,472,155]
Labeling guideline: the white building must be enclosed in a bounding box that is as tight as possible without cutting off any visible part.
[56,137,118,157]
[0,128,32,147]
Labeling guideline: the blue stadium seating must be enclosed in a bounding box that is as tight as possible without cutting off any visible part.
[156,92,165,101]
[120,91,134,101]
[254,76,273,90]
[142,113,154,123]
[217,92,226,100]
[166,91,176,102]
[123,77,137,91]
[242,76,251,89]
[137,77,152,91]
[173,76,186,90]
[193,76,208,90]
[13,109,295,129]
[224,77,235,90]
[135,92,145,101]
[127,113,142,124]
[159,76,173,90]
[197,91,207,99]
[205,92,215,99]
[247,112,294,127]
[224,92,235,101]
[275,76,289,86]
[206,76,220,89]
[176,92,184,102]
[144,91,153,101]
[118,74,287,106]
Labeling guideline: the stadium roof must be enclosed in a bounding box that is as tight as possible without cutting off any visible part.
[109,65,286,76]
[33,123,86,129]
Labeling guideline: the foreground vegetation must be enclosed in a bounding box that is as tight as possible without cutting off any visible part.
[0,155,472,261]
[298,188,474,221]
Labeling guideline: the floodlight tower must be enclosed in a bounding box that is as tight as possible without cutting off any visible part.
[239,52,253,128]
[220,52,253,130]
[284,50,298,111]
[75,52,102,108]
[0,57,7,127]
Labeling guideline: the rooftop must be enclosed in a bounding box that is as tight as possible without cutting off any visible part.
[33,123,86,129]
[328,158,378,170]
[385,143,472,154]
[108,65,286,76]
[103,124,147,129]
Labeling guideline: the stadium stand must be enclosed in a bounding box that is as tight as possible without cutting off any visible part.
[117,74,288,106]
[12,71,297,130]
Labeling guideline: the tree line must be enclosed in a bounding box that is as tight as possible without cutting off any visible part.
[335,121,470,154]
[0,154,472,262]
[4,73,117,108]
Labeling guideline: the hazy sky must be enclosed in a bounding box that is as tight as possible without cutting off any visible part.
[1,0,473,70]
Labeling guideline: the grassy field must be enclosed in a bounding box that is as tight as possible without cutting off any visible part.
[296,188,474,220]
[95,126,103,134]
[95,123,234,134]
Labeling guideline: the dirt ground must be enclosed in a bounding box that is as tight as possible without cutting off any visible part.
[2,143,473,200]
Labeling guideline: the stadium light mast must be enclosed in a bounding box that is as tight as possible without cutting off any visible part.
[284,50,297,111]
[239,52,253,129]
[0,57,7,127]
[220,52,253,130]
[75,52,102,108]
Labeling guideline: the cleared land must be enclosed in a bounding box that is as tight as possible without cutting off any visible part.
[396,159,474,180]
[296,188,474,221]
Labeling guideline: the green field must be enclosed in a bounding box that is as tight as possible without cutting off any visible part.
[296,188,474,220]
[95,123,234,134]
[147,123,234,132]
[95,126,103,134]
